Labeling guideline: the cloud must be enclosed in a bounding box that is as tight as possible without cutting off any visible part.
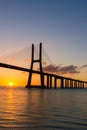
[43,64,60,73]
[80,64,87,69]
[42,64,80,75]
[58,65,80,74]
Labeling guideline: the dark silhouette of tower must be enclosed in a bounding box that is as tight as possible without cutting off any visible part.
[25,43,44,88]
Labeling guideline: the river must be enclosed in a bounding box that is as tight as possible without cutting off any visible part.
[0,87,87,129]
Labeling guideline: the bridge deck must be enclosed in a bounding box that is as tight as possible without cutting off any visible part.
[0,62,87,84]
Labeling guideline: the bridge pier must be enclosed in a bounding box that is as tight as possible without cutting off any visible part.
[76,81,77,88]
[80,82,82,88]
[50,75,52,88]
[70,80,73,88]
[80,81,84,88]
[47,75,50,88]
[61,78,64,88]
[65,79,69,88]
[82,82,84,88]
[26,43,45,88]
[78,81,81,88]
[47,75,53,88]
[54,77,57,88]
[79,81,82,88]
[74,81,77,88]
[78,81,80,88]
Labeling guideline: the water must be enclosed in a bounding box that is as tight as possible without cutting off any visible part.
[0,87,87,129]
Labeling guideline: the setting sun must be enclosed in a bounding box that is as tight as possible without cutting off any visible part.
[9,82,13,86]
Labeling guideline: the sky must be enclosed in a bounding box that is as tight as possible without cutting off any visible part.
[0,0,87,86]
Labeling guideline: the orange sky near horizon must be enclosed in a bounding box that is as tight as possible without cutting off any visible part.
[0,67,42,87]
[0,67,87,87]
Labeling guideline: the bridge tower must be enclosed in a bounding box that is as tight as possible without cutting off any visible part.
[26,43,44,88]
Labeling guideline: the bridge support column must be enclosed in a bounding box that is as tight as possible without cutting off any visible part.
[65,79,69,88]
[84,82,87,88]
[83,82,84,88]
[81,82,84,88]
[50,75,52,88]
[74,81,77,88]
[80,82,82,88]
[79,81,82,88]
[79,81,81,88]
[47,75,50,88]
[67,80,69,88]
[70,80,73,88]
[54,77,57,88]
[73,81,75,88]
[76,81,77,88]
[61,78,64,88]
[78,81,80,88]
[26,43,44,88]
[65,79,67,88]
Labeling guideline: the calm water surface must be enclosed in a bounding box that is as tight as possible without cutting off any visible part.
[0,87,87,129]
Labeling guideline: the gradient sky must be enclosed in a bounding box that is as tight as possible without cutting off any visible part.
[0,0,87,86]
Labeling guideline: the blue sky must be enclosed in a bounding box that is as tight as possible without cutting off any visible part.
[0,0,87,80]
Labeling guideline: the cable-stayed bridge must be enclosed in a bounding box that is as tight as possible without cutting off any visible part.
[0,43,87,88]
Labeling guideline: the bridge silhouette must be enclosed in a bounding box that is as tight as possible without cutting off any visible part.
[0,43,87,88]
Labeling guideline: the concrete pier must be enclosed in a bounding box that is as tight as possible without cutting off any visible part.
[61,78,64,88]
[50,76,52,88]
[47,75,50,88]
[70,80,73,88]
[54,77,57,88]
[65,79,69,88]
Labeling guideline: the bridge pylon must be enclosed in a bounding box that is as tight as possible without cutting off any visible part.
[25,43,44,88]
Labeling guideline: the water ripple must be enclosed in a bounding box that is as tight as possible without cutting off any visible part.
[0,87,87,129]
